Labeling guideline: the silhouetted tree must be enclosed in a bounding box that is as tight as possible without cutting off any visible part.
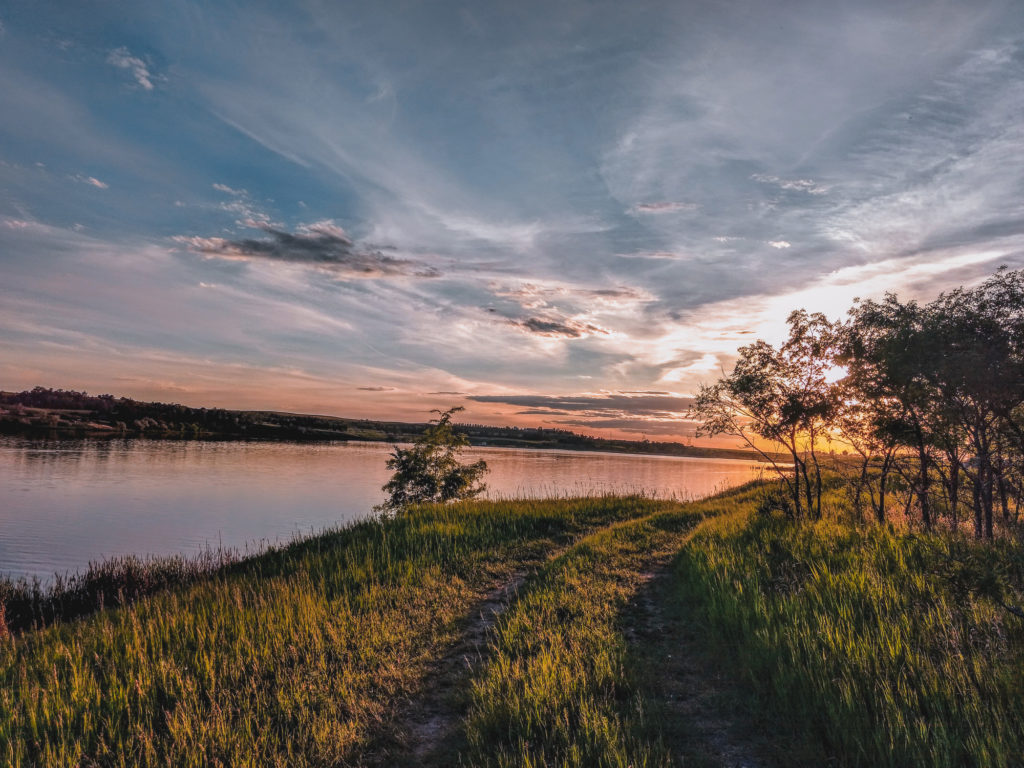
[842,268,1024,536]
[693,310,838,518]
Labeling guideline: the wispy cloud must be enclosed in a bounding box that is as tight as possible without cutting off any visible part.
[173,221,440,279]
[470,392,690,413]
[492,281,650,309]
[513,316,609,338]
[629,201,698,214]
[107,47,155,91]
[751,174,829,195]
[468,392,695,433]
[71,174,108,189]
[212,182,247,196]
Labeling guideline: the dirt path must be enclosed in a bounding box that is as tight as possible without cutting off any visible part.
[624,564,775,768]
[362,571,527,767]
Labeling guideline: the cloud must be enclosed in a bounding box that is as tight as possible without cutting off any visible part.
[3,218,36,230]
[469,391,704,437]
[767,240,791,249]
[357,385,394,391]
[492,281,650,309]
[553,417,698,437]
[212,183,247,196]
[469,392,693,417]
[514,316,609,338]
[629,201,698,214]
[174,221,440,279]
[71,174,108,189]
[107,47,155,91]
[617,250,691,260]
[751,174,829,195]
[205,185,275,227]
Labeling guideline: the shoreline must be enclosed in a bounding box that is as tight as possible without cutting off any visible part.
[0,426,773,463]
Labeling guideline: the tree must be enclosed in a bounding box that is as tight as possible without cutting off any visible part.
[692,310,838,518]
[842,269,1024,537]
[843,294,943,529]
[376,406,488,515]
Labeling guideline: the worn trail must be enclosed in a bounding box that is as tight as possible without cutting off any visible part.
[362,570,527,767]
[624,558,774,768]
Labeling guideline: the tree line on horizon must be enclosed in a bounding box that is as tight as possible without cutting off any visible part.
[694,267,1024,540]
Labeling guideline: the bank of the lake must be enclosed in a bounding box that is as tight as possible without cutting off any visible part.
[4,481,1024,767]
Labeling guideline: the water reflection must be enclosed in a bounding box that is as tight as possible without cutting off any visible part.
[0,438,764,581]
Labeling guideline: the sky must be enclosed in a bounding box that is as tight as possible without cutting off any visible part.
[2,0,1024,442]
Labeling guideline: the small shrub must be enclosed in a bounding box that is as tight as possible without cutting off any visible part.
[377,406,488,515]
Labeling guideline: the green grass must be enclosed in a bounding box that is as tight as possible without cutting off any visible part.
[459,483,765,767]
[0,496,658,767]
[672,490,1024,767]
[457,481,1024,768]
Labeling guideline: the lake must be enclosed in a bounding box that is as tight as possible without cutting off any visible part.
[0,437,764,581]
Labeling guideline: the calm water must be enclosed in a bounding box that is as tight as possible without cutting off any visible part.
[0,437,764,581]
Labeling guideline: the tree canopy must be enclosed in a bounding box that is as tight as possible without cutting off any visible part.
[377,406,488,515]
[692,268,1024,539]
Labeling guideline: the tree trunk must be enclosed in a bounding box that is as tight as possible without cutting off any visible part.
[948,461,959,532]
[918,448,932,530]
[790,449,802,518]
[983,462,994,540]
[801,458,815,520]
[877,452,893,524]
[996,462,1010,524]
[973,479,984,540]
[813,451,823,519]
[854,455,868,522]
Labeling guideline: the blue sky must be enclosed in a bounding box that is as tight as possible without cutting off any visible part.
[2,0,1023,440]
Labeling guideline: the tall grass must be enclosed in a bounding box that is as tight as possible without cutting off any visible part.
[0,496,655,767]
[673,492,1024,767]
[1,550,238,635]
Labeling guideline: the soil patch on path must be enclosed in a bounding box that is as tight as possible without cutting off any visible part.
[623,565,778,768]
[361,570,527,767]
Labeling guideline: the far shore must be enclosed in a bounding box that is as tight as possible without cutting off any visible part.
[0,387,780,463]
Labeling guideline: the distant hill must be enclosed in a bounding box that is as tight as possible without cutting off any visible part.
[0,386,768,462]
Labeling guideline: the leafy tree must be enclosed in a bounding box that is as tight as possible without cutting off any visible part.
[918,270,1024,537]
[844,269,1024,536]
[376,406,488,515]
[842,294,941,527]
[697,267,1024,538]
[692,310,838,518]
